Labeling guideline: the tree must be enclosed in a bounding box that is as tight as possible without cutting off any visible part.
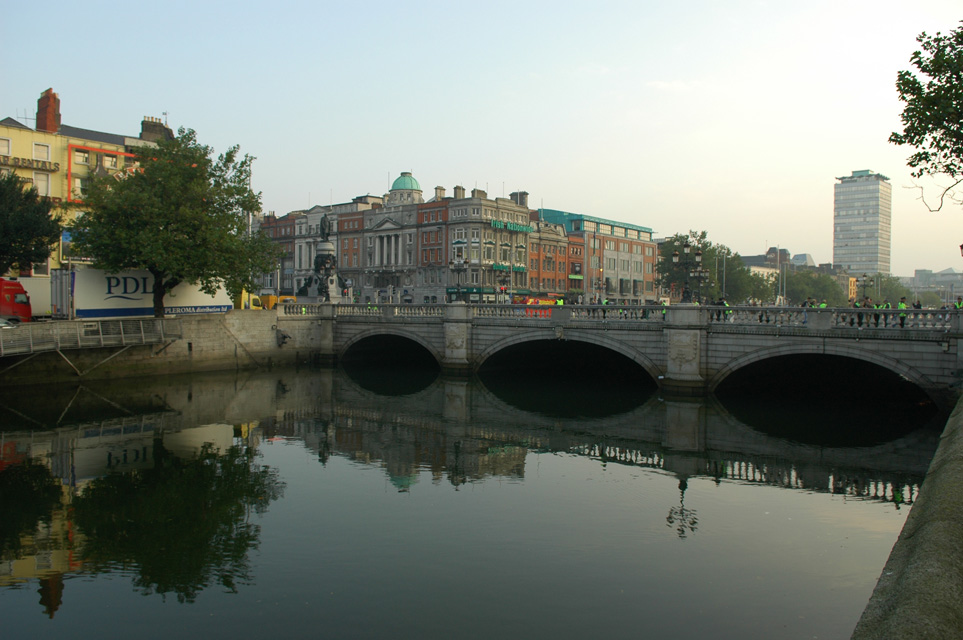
[784,271,848,306]
[890,22,963,210]
[656,230,770,304]
[74,442,284,602]
[71,128,281,317]
[0,172,63,275]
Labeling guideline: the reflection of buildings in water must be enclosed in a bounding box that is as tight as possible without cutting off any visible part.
[0,487,83,599]
[0,420,261,601]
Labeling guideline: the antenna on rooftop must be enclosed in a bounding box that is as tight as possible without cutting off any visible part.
[162,111,168,126]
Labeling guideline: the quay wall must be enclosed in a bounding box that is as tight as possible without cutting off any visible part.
[851,394,963,639]
[0,311,322,386]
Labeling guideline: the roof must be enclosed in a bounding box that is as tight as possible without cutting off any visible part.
[391,171,421,191]
[59,124,127,146]
[539,208,653,234]
[0,117,31,130]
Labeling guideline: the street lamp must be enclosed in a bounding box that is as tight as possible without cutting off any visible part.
[672,241,705,303]
[859,273,875,299]
[448,258,469,303]
[688,250,710,303]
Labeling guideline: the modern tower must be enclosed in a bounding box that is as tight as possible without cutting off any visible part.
[833,169,892,275]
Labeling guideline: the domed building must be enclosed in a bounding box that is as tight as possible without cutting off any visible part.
[386,171,423,206]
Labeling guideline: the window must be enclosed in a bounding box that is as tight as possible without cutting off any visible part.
[33,143,50,161]
[74,149,90,165]
[0,138,9,156]
[72,176,89,197]
[33,172,50,196]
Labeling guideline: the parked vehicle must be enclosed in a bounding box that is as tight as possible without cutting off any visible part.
[0,318,19,329]
[0,278,32,323]
[51,269,232,320]
[259,294,297,310]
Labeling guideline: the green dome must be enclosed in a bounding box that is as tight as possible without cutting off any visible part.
[391,172,421,191]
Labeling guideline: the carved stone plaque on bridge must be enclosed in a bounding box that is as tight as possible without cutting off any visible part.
[666,329,702,382]
[444,322,469,365]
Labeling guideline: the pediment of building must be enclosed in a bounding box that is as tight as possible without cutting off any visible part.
[371,218,403,231]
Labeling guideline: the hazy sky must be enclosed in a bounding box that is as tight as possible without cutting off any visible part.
[3,1,961,276]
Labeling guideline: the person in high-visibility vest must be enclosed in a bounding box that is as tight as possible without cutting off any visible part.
[898,296,908,328]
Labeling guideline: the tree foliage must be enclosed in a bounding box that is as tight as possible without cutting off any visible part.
[890,22,963,209]
[784,271,848,306]
[71,128,281,317]
[0,172,63,275]
[656,230,771,304]
[73,442,284,603]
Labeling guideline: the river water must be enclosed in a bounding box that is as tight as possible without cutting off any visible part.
[0,365,942,639]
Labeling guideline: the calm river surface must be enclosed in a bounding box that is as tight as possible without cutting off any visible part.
[0,366,942,639]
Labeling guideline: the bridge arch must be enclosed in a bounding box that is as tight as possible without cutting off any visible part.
[708,342,937,395]
[474,330,663,382]
[338,327,444,364]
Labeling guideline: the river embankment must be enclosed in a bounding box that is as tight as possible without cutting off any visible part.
[0,310,324,386]
[851,394,963,639]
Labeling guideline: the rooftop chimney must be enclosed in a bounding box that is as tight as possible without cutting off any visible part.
[510,191,529,208]
[140,116,174,142]
[434,186,446,200]
[36,88,61,133]
[453,185,465,199]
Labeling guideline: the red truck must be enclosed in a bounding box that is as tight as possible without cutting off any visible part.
[0,278,32,323]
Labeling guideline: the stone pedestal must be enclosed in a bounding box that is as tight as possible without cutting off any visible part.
[662,305,708,396]
[441,303,472,376]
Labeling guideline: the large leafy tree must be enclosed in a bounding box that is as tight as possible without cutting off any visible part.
[0,172,63,275]
[890,22,963,209]
[656,230,770,304]
[71,128,281,317]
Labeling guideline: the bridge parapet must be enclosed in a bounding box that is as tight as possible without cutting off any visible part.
[715,306,959,331]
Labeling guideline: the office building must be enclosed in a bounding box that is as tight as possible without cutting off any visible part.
[833,169,891,274]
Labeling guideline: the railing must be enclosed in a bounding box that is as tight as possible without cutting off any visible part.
[710,306,957,331]
[273,302,962,334]
[0,319,167,358]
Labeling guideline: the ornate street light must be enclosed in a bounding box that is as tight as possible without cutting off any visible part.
[672,241,705,303]
[859,273,875,299]
[448,258,469,303]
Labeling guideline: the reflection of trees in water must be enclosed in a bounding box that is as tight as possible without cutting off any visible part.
[73,441,284,603]
[0,459,62,557]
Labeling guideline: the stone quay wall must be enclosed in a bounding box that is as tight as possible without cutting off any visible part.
[0,310,323,386]
[851,393,963,639]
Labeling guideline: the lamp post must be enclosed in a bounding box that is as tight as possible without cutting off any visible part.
[448,258,469,303]
[672,241,705,303]
[688,251,710,303]
[859,273,875,299]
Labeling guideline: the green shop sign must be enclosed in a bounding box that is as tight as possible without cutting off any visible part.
[490,220,533,233]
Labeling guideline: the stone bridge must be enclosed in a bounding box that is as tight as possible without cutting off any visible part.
[300,303,963,404]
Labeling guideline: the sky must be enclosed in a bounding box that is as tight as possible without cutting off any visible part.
[2,0,961,277]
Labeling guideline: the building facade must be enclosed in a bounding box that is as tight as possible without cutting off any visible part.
[833,169,892,275]
[1,88,172,314]
[538,209,658,304]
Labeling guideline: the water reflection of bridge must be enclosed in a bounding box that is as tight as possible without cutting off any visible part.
[0,368,934,504]
[268,370,937,504]
[0,368,936,598]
